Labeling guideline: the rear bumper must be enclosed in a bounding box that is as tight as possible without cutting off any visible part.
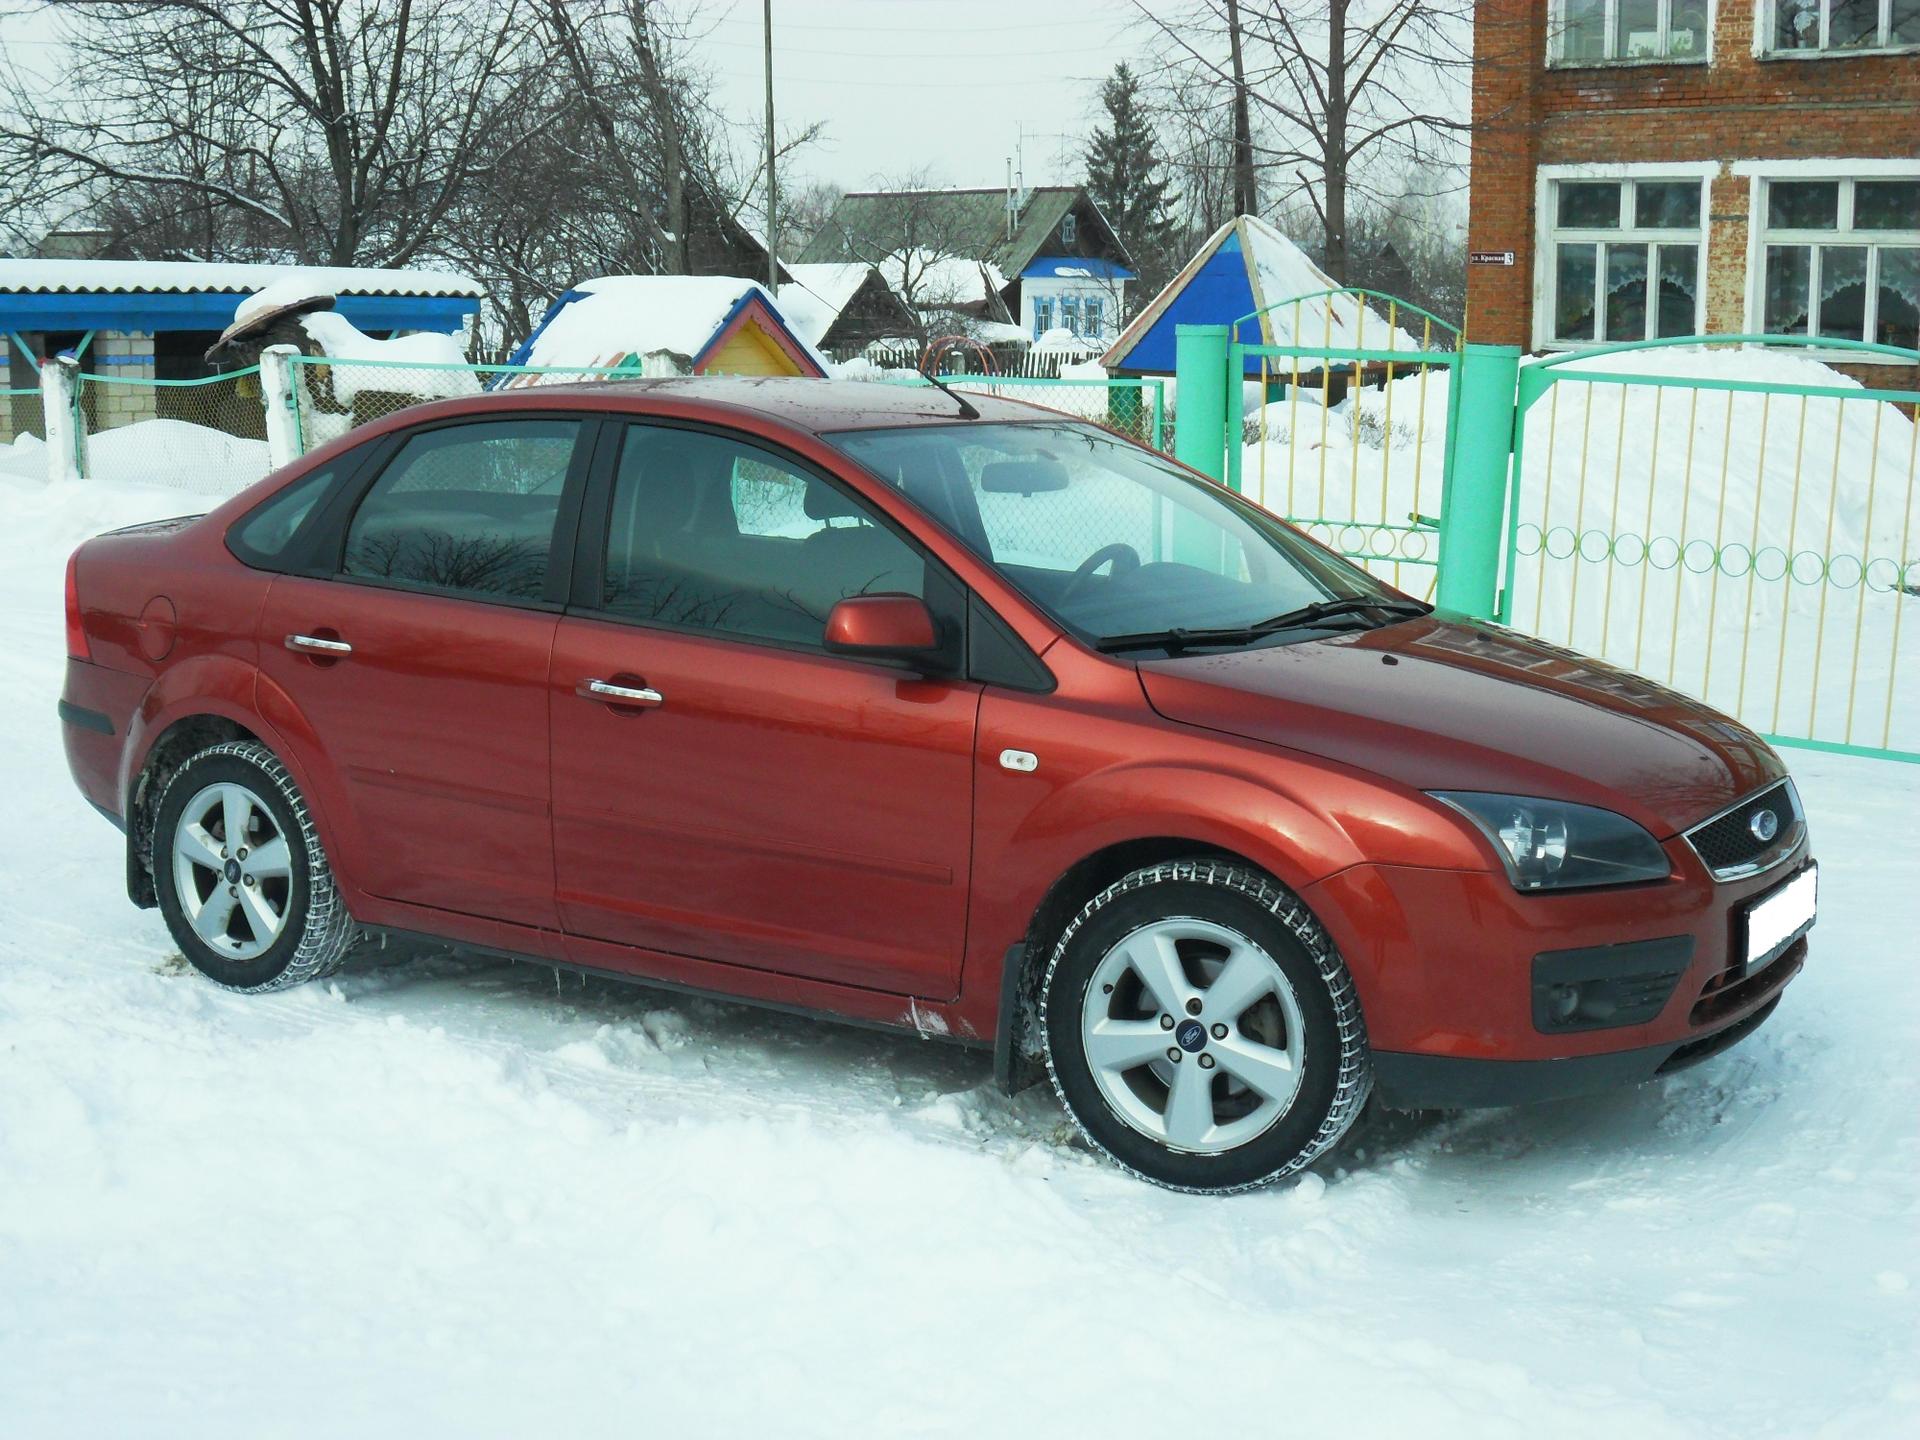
[61,657,148,822]
[1371,942,1801,1109]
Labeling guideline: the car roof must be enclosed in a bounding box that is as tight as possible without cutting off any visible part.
[376,375,1073,436]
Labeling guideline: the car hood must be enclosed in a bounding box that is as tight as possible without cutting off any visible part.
[1136,615,1784,838]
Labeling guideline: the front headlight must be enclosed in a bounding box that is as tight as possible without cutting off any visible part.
[1429,792,1670,892]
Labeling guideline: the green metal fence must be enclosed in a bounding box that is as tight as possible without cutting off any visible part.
[1498,334,1920,765]
[1176,299,1920,765]
[1223,289,1464,601]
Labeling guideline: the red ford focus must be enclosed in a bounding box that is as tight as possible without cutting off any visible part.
[60,378,1815,1192]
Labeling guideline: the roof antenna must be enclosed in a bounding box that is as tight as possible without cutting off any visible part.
[923,370,980,420]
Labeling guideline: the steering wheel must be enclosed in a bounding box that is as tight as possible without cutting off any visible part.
[1061,542,1142,603]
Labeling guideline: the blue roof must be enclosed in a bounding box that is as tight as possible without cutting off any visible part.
[1020,255,1136,282]
[1107,231,1256,376]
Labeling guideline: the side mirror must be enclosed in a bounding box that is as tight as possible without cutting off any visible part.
[824,594,940,662]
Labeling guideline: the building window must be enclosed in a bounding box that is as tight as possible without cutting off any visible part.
[1549,0,1708,64]
[1033,297,1054,335]
[1545,177,1705,343]
[1061,213,1078,244]
[1083,297,1105,337]
[1766,0,1920,52]
[1759,177,1920,349]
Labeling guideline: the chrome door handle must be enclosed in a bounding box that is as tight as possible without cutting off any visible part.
[581,678,664,707]
[286,633,352,655]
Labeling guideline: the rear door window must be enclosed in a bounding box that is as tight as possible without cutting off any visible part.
[343,419,581,602]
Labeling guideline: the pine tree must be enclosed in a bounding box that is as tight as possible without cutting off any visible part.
[1084,62,1179,296]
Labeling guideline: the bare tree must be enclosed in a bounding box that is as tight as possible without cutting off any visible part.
[1136,0,1472,283]
[808,171,1010,343]
[0,1,555,267]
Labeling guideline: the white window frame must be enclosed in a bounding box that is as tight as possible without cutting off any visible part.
[1736,162,1920,359]
[1533,163,1716,350]
[1547,0,1715,65]
[1756,0,1920,56]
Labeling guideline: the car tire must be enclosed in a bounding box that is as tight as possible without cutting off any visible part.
[152,740,358,993]
[1041,859,1371,1193]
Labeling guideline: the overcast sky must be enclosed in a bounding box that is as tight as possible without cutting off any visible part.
[702,0,1158,191]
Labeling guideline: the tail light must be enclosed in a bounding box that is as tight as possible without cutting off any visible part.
[65,548,90,660]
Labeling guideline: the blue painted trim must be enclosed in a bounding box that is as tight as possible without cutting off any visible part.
[4,331,39,372]
[88,353,157,366]
[0,290,476,334]
[688,291,825,375]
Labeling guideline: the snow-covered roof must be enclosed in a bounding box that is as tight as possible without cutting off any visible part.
[876,251,1007,308]
[0,258,482,298]
[513,275,827,374]
[1102,215,1429,376]
[778,263,876,346]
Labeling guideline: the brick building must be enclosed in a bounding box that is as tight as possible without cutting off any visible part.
[1467,1,1919,380]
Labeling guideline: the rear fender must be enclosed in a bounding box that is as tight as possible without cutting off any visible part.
[120,656,359,907]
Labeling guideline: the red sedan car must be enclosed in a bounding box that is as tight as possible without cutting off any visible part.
[60,378,1815,1192]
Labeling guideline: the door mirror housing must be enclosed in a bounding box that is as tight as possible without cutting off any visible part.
[824,594,940,662]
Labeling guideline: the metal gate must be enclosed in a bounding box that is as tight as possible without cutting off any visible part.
[1498,335,1920,764]
[1226,289,1463,600]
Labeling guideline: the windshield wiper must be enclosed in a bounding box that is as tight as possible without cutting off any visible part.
[1092,596,1432,656]
[1248,595,1433,633]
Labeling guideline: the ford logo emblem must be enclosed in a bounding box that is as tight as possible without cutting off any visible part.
[1749,808,1780,843]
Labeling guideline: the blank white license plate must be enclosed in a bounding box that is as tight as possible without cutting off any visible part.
[1744,864,1817,975]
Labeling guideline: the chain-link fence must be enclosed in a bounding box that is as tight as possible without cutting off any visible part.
[29,354,1174,496]
[0,387,45,479]
[285,356,635,454]
[70,369,271,495]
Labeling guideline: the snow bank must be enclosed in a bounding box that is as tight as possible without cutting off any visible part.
[2,461,1918,1437]
[25,418,272,496]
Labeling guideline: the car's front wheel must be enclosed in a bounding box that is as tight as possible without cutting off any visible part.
[1042,859,1371,1193]
[153,740,357,992]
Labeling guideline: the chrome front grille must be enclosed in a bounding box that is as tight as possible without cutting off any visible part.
[1683,780,1803,881]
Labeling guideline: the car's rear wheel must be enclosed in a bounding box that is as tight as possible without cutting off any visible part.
[1041,859,1371,1193]
[153,741,357,992]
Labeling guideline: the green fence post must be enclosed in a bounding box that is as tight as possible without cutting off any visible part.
[1435,343,1521,619]
[1173,324,1228,483]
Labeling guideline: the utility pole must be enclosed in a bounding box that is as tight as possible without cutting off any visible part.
[764,0,779,291]
[1225,0,1257,218]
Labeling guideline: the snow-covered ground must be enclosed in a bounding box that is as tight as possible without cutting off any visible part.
[3,473,1918,1438]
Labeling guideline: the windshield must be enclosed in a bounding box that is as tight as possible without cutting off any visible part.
[827,421,1408,651]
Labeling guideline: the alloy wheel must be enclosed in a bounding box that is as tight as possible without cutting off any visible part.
[1079,917,1307,1154]
[171,781,294,962]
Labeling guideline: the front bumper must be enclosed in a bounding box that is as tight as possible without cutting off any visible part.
[1305,839,1812,1107]
[1372,970,1795,1108]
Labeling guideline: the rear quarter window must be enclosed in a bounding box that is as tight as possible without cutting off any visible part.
[227,462,340,569]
